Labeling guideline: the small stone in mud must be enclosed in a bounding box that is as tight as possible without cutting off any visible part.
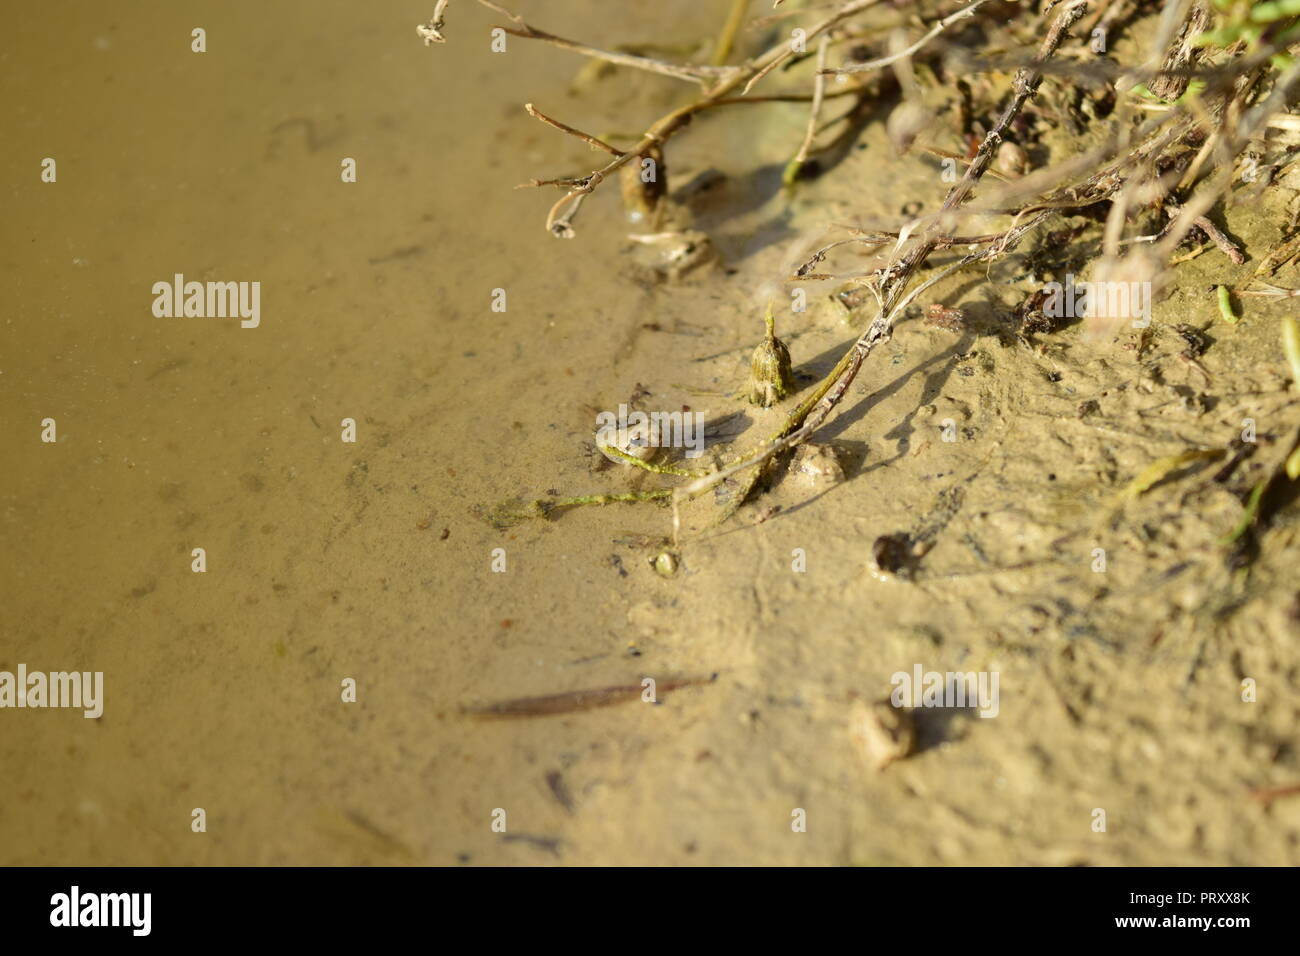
[650,550,679,578]
[1016,288,1058,337]
[851,698,917,770]
[1020,309,1058,337]
[997,141,1029,177]
[790,443,845,488]
[872,532,914,577]
[1175,323,1210,359]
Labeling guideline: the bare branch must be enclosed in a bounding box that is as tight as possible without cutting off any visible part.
[477,0,735,86]
[524,104,624,157]
[416,0,452,44]
[821,0,996,76]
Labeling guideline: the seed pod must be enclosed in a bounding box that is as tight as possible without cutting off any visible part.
[746,304,794,407]
[621,145,665,226]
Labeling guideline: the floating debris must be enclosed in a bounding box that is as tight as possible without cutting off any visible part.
[462,674,717,718]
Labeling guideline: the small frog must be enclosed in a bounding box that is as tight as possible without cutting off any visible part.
[596,415,662,467]
[627,229,718,283]
[595,389,665,468]
[789,443,845,489]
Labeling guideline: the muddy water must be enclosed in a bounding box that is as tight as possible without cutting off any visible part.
[4,1,1300,865]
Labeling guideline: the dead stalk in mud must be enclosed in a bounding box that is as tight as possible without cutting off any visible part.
[786,33,832,187]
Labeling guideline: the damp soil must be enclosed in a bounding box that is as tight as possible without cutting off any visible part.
[3,0,1300,865]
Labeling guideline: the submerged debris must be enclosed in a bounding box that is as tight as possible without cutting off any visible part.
[462,674,716,718]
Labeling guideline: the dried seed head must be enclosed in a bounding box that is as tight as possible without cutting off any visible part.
[746,304,794,407]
